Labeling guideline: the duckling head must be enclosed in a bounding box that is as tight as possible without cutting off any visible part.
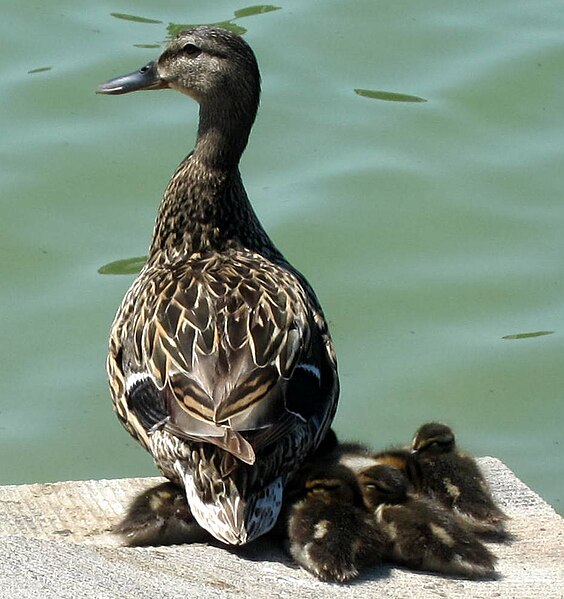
[411,422,455,457]
[358,464,410,509]
[303,463,364,506]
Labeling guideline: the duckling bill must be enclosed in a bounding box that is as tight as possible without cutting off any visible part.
[98,27,339,546]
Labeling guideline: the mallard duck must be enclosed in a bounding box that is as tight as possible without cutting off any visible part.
[358,464,497,578]
[410,422,509,537]
[97,26,339,545]
[114,481,201,546]
[284,460,386,582]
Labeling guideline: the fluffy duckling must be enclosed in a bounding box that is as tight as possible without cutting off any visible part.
[323,437,417,481]
[284,461,386,582]
[410,422,509,537]
[114,482,204,546]
[358,464,497,578]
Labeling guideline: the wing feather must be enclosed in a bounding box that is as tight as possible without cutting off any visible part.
[115,250,337,461]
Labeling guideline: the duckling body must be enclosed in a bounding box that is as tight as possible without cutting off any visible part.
[114,482,200,546]
[285,462,386,582]
[359,464,497,578]
[98,27,339,546]
[410,422,508,537]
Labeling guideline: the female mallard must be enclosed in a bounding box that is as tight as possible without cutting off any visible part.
[98,26,339,545]
[410,422,509,537]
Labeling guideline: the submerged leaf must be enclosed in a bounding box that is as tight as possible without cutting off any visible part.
[168,6,280,39]
[28,66,52,74]
[354,88,427,103]
[502,330,554,340]
[98,256,147,275]
[233,5,281,18]
[110,13,162,24]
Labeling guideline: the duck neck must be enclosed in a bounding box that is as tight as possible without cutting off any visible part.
[194,98,255,170]
[148,102,278,262]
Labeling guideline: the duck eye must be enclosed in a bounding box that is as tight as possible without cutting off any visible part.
[182,43,201,57]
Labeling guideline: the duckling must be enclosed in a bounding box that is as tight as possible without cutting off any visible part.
[114,482,202,546]
[327,440,419,486]
[410,422,509,537]
[98,26,339,546]
[358,464,497,578]
[285,461,386,582]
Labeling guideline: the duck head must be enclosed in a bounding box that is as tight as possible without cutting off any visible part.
[97,26,261,165]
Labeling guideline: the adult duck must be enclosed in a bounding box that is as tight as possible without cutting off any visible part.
[98,26,339,545]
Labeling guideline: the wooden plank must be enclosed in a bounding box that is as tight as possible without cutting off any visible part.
[0,458,562,598]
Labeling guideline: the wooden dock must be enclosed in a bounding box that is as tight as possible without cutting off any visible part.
[0,458,562,598]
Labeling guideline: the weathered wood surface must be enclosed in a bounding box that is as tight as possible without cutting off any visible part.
[0,458,562,598]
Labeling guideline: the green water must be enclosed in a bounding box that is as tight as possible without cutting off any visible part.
[1,1,562,515]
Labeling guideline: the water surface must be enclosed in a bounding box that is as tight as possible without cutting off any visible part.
[1,0,562,514]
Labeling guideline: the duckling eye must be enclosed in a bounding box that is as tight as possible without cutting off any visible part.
[364,482,385,492]
[182,43,201,57]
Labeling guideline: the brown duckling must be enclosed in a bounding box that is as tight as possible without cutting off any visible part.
[410,422,509,537]
[284,461,386,582]
[114,482,203,546]
[358,464,497,578]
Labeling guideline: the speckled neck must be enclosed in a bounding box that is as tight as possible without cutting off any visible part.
[147,122,279,262]
[145,64,281,262]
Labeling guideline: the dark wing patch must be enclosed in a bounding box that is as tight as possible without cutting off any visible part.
[127,377,167,430]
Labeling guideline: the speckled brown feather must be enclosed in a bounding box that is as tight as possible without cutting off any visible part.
[102,26,339,545]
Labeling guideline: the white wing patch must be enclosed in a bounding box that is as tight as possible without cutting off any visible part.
[124,372,152,393]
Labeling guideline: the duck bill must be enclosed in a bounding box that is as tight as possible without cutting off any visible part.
[97,61,167,95]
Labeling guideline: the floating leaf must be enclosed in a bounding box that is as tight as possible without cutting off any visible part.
[167,21,246,38]
[233,5,281,18]
[354,88,427,103]
[28,66,52,74]
[502,330,554,340]
[111,13,162,24]
[167,5,280,38]
[98,256,147,275]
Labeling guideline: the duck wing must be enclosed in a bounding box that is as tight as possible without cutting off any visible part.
[112,250,338,464]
